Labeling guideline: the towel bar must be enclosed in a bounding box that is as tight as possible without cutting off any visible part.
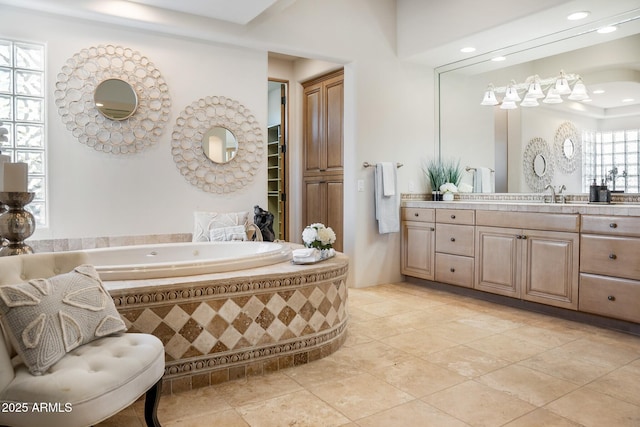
[465,166,494,172]
[363,162,403,168]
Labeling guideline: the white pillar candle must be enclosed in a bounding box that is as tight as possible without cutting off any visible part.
[3,162,28,192]
[0,154,11,192]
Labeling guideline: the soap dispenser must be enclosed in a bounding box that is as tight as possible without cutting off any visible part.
[589,178,598,202]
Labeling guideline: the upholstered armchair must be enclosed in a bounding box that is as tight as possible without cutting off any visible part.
[0,252,165,427]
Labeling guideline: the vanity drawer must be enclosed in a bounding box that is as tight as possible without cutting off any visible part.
[580,235,640,280]
[436,209,475,225]
[476,211,579,232]
[436,224,474,256]
[435,253,474,288]
[402,208,435,223]
[579,273,640,323]
[581,215,640,237]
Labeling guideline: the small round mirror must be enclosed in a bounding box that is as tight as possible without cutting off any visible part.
[533,154,547,177]
[563,138,575,159]
[94,78,138,120]
[202,127,238,164]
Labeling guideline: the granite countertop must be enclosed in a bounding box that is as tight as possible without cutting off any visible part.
[402,200,640,216]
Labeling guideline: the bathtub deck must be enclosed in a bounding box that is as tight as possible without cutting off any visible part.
[104,253,349,394]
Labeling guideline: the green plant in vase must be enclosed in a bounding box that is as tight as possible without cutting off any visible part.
[423,159,446,200]
[442,158,462,186]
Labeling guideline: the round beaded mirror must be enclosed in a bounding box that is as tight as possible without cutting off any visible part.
[523,137,555,192]
[554,121,581,174]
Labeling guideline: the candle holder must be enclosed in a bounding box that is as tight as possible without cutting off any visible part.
[0,192,36,256]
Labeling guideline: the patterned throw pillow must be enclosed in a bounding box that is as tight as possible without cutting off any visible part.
[0,265,126,375]
[192,211,249,242]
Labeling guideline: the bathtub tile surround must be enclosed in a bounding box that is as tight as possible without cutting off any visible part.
[103,253,349,393]
[29,232,192,253]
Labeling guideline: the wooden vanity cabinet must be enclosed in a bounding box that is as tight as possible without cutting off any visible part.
[435,209,475,288]
[475,212,580,310]
[401,208,435,280]
[579,215,640,322]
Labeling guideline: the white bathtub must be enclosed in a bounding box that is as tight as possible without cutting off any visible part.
[84,241,292,280]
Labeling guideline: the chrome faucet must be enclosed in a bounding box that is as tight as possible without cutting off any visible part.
[545,184,556,203]
[545,184,566,204]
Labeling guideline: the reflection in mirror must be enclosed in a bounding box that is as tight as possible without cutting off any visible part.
[438,27,640,194]
[203,127,238,164]
[94,78,138,120]
[534,154,547,177]
[563,139,574,159]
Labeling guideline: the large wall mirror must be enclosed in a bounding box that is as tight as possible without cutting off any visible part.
[437,13,640,194]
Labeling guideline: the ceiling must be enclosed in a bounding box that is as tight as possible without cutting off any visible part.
[127,0,283,24]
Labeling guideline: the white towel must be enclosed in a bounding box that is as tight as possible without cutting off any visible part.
[292,248,321,263]
[380,162,396,196]
[474,167,494,193]
[375,163,400,234]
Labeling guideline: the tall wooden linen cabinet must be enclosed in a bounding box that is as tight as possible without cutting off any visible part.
[302,69,344,252]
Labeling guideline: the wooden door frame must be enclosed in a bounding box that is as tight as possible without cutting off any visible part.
[268,78,289,241]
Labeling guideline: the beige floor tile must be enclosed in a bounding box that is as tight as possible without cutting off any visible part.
[519,347,616,385]
[212,372,303,407]
[330,339,413,372]
[237,390,351,427]
[369,356,467,397]
[455,313,524,334]
[352,315,416,340]
[307,372,413,420]
[502,408,582,427]
[381,329,459,356]
[357,399,471,427]
[477,364,579,406]
[545,388,640,427]
[141,384,230,424]
[357,300,422,317]
[501,324,582,349]
[165,409,249,427]
[348,306,380,322]
[96,405,143,427]
[423,380,536,427]
[283,356,363,387]
[556,337,640,369]
[427,319,497,343]
[465,333,547,362]
[585,361,640,406]
[343,322,376,347]
[425,345,512,378]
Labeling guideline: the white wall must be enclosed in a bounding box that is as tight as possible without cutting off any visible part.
[1,0,436,288]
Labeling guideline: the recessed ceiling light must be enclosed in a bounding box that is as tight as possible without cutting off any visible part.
[460,47,476,53]
[592,89,605,94]
[597,26,617,34]
[492,56,506,62]
[622,98,635,103]
[567,11,590,21]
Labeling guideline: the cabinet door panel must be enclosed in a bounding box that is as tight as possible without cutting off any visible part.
[402,221,435,280]
[523,230,579,310]
[325,78,343,171]
[303,86,322,173]
[326,180,344,252]
[475,226,520,297]
[303,180,325,226]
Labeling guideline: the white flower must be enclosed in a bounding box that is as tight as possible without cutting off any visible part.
[302,227,318,245]
[302,223,336,249]
[317,227,336,245]
[439,182,458,193]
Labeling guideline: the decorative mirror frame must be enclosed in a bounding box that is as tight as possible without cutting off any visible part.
[554,121,581,174]
[54,45,171,154]
[171,96,264,194]
[523,137,555,192]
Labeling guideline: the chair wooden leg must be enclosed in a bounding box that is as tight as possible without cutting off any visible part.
[144,379,163,427]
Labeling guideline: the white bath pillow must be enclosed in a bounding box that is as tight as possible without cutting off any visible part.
[0,265,126,375]
[210,225,248,241]
[192,211,249,242]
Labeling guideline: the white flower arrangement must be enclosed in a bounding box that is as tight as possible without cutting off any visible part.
[439,182,458,194]
[302,223,336,250]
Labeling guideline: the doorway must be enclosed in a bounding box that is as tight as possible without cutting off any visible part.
[267,80,288,241]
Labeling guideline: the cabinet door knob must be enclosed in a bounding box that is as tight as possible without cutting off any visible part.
[450,214,456,219]
[607,295,616,301]
[609,253,617,260]
[450,268,455,273]
[414,212,419,217]
[430,227,435,231]
[609,223,617,228]
[450,237,456,242]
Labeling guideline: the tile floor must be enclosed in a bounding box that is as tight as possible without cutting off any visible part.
[99,282,640,426]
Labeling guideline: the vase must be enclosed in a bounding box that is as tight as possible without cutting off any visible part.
[0,192,36,256]
[431,191,442,201]
[442,192,454,201]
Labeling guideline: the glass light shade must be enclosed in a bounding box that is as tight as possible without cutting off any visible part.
[555,77,571,95]
[543,88,563,104]
[504,85,521,102]
[568,79,589,100]
[520,95,539,107]
[480,89,499,106]
[500,100,517,110]
[526,81,544,99]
